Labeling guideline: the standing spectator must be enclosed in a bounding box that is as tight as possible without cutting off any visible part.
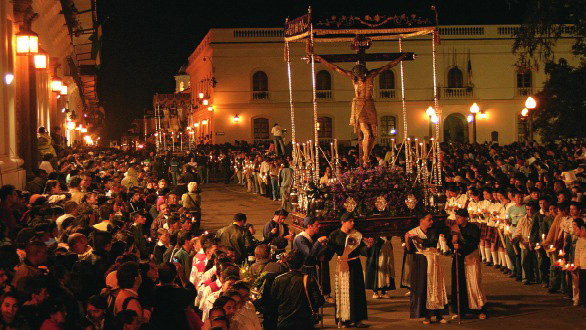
[263,210,293,256]
[270,249,324,330]
[151,262,198,329]
[271,123,286,156]
[182,182,201,214]
[114,262,149,323]
[216,213,254,265]
[169,158,180,186]
[173,232,194,279]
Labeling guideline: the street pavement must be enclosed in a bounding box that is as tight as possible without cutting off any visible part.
[200,183,586,329]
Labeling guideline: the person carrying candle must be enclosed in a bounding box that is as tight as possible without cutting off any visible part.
[512,202,539,284]
[530,197,553,288]
[569,218,586,314]
[449,208,487,320]
[506,191,527,282]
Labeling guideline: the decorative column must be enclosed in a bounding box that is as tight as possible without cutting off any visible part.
[13,0,38,174]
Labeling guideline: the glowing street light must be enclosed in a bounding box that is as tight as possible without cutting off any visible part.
[525,96,537,110]
[525,96,537,141]
[426,106,436,137]
[4,73,14,85]
[51,78,62,92]
[15,30,39,55]
[469,103,480,143]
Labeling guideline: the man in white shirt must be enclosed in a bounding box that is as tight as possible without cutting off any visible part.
[271,123,286,156]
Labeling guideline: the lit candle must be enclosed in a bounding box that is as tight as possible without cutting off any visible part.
[391,138,396,157]
[542,234,545,242]
[334,139,339,159]
[330,142,335,160]
[414,139,419,159]
[422,141,427,159]
[303,143,308,160]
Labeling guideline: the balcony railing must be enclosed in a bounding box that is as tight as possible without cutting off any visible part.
[517,87,533,97]
[252,91,269,100]
[316,90,332,99]
[442,87,473,99]
[378,89,397,99]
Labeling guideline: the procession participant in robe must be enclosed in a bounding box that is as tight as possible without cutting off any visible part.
[365,236,396,299]
[292,216,328,279]
[449,208,487,320]
[405,214,449,325]
[478,189,493,265]
[496,190,514,274]
[327,213,373,328]
[483,188,501,268]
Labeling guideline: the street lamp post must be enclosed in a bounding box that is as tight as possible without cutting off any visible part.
[469,103,480,143]
[426,106,435,138]
[525,96,537,141]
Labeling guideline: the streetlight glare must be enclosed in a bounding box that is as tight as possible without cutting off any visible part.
[467,114,474,122]
[470,103,480,114]
[426,106,435,116]
[431,115,439,123]
[525,96,537,109]
[521,108,529,116]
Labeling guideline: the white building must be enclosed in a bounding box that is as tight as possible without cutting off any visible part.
[185,25,579,146]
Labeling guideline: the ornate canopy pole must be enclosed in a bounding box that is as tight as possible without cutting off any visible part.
[284,17,300,194]
[398,37,410,173]
[284,25,297,161]
[432,28,442,186]
[309,7,319,183]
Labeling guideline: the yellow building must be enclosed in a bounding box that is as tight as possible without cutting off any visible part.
[0,0,101,188]
[185,25,578,146]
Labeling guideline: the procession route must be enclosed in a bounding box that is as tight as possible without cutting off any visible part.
[201,183,584,329]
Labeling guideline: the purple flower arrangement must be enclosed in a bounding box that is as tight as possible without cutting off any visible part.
[323,166,427,218]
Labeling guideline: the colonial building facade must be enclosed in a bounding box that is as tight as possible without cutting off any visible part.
[0,0,101,188]
[184,25,578,147]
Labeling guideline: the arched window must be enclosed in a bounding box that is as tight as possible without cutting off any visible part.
[252,71,268,100]
[378,70,396,98]
[380,116,397,136]
[516,70,533,96]
[447,66,463,88]
[318,117,333,138]
[253,118,269,140]
[316,70,332,99]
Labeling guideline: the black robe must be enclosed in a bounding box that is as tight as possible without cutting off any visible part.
[449,222,482,315]
[365,237,396,291]
[328,229,369,324]
[405,227,448,318]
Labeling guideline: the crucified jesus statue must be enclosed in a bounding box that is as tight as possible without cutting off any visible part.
[314,53,407,165]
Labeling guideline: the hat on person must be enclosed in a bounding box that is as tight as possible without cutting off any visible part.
[105,271,118,290]
[303,216,317,228]
[455,208,469,218]
[274,209,288,217]
[29,194,48,206]
[340,212,355,222]
[87,295,108,309]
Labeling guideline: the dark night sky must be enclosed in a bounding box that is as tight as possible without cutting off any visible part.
[96,0,527,141]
